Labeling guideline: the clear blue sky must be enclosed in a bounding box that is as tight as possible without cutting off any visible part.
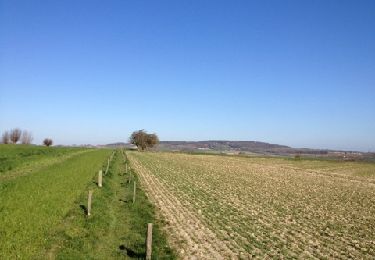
[1,1,374,151]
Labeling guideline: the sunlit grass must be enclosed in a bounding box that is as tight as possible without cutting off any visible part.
[47,149,175,259]
[0,148,110,259]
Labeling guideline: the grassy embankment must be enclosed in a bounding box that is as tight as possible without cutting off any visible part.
[47,149,175,259]
[0,145,110,258]
[0,145,174,259]
[0,144,87,180]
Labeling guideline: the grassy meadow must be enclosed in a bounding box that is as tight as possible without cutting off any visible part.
[128,151,375,259]
[47,150,175,259]
[0,144,87,180]
[0,145,173,259]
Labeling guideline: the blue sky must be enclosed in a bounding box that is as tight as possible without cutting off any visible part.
[1,0,374,151]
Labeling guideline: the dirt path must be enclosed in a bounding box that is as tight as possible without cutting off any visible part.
[129,155,239,259]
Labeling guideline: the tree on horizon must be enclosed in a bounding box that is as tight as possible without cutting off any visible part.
[129,130,159,151]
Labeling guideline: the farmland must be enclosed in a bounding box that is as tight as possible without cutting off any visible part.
[0,145,110,258]
[0,145,173,259]
[128,151,375,259]
[0,144,88,180]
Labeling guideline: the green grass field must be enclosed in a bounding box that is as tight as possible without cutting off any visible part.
[47,150,175,259]
[0,144,87,180]
[0,145,173,259]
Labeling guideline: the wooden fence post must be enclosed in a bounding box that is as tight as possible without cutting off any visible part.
[106,158,110,174]
[133,181,136,203]
[146,223,153,260]
[87,190,93,216]
[98,170,102,188]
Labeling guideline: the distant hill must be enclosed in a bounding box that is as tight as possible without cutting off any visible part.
[158,140,290,153]
[101,140,370,160]
[100,142,135,148]
[102,142,127,147]
[103,140,327,155]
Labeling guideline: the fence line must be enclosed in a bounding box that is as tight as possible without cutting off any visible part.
[87,150,155,259]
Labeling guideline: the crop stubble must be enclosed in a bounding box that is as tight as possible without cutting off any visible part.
[128,152,375,259]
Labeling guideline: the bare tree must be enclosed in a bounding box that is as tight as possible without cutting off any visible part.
[21,130,33,144]
[1,131,10,144]
[129,130,159,151]
[10,128,22,144]
[43,138,53,147]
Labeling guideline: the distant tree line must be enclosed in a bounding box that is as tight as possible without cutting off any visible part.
[2,128,32,144]
[1,128,53,146]
[129,130,159,151]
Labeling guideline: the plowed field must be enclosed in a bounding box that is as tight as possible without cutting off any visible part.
[128,152,375,259]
